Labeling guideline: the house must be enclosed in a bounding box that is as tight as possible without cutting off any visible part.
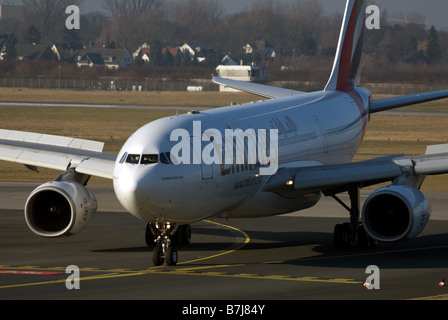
[133,43,151,64]
[242,41,277,61]
[15,43,58,61]
[76,52,103,67]
[76,47,132,69]
[179,43,216,64]
[161,47,180,59]
[0,39,5,59]
[221,54,238,66]
[179,43,199,59]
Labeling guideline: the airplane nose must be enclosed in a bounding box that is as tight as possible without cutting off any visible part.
[113,165,157,220]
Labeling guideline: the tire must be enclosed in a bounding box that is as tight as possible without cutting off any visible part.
[334,223,351,248]
[357,225,377,249]
[166,247,178,266]
[152,244,164,266]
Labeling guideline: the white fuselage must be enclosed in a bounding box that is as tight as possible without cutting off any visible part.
[112,88,371,224]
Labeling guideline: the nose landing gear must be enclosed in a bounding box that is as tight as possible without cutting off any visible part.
[147,222,191,266]
[151,222,178,266]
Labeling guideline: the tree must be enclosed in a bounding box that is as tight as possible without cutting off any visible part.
[21,0,83,43]
[23,24,42,44]
[3,34,17,60]
[102,0,163,49]
[167,0,224,45]
[426,25,442,64]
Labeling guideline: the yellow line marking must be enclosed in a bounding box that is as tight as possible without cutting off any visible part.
[410,294,448,300]
[0,220,251,289]
[147,269,361,284]
[175,220,250,265]
[0,219,373,288]
[175,264,245,272]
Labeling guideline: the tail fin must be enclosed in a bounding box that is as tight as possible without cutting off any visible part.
[325,0,367,92]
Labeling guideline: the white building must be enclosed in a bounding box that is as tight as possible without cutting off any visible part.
[215,65,268,92]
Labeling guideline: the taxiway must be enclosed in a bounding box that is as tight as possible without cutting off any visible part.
[1,183,448,300]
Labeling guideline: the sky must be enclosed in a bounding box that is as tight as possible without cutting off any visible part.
[82,0,448,31]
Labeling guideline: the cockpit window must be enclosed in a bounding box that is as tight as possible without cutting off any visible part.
[121,152,177,165]
[126,154,141,164]
[141,154,159,165]
[160,152,171,164]
[119,152,128,164]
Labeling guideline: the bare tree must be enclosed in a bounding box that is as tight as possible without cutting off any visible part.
[21,0,83,43]
[102,0,163,48]
[104,0,161,19]
[167,0,224,44]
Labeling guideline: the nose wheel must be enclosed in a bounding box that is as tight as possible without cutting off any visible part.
[151,222,179,266]
[152,243,178,266]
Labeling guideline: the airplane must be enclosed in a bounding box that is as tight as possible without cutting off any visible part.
[1,0,448,267]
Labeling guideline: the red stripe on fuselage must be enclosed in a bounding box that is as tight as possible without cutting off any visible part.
[346,90,368,136]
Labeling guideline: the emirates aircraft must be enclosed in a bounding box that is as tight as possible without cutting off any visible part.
[1,0,448,266]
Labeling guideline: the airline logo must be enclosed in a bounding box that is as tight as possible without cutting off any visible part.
[325,0,367,92]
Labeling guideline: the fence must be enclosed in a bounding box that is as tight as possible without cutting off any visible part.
[0,77,218,92]
[1,77,446,95]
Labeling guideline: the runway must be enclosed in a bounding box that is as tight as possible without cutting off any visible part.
[2,101,448,118]
[1,183,448,301]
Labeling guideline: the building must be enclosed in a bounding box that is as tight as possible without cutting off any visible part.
[15,44,58,61]
[76,48,132,69]
[179,43,216,64]
[215,64,268,92]
[133,43,151,64]
[242,41,277,61]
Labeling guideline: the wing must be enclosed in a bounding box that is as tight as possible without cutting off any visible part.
[0,129,116,180]
[370,90,448,114]
[263,144,448,196]
[213,76,304,99]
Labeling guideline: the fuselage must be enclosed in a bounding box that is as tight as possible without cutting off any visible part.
[113,87,371,224]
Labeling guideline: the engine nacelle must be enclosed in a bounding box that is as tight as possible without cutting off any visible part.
[25,181,97,237]
[362,185,431,243]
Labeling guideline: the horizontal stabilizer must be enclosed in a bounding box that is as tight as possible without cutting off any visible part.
[370,90,448,113]
[213,76,304,99]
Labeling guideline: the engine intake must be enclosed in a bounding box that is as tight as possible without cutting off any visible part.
[25,181,97,237]
[362,185,431,243]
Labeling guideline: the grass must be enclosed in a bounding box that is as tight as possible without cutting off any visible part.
[0,88,257,107]
[1,88,448,190]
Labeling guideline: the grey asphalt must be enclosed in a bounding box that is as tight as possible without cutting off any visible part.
[1,182,448,301]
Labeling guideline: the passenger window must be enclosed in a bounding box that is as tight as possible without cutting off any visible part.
[126,154,141,164]
[141,154,159,165]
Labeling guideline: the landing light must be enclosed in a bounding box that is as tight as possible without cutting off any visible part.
[286,180,294,186]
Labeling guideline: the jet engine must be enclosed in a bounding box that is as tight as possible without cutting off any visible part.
[25,181,97,237]
[362,185,431,243]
